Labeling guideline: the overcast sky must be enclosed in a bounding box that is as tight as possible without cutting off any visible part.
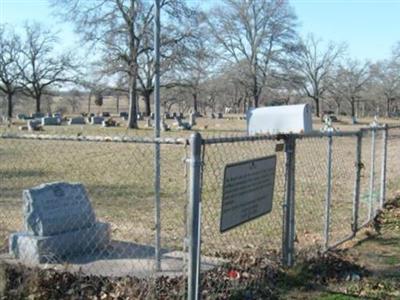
[1,0,399,61]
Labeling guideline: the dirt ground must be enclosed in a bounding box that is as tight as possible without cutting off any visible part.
[278,195,400,300]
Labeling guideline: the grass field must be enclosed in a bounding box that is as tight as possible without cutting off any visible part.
[1,115,400,266]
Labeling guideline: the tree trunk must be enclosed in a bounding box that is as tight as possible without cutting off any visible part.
[336,102,340,116]
[351,99,357,124]
[127,68,138,129]
[386,97,390,118]
[193,93,198,113]
[36,95,41,113]
[7,93,13,119]
[314,97,320,117]
[144,92,151,116]
[88,92,92,113]
[116,95,120,114]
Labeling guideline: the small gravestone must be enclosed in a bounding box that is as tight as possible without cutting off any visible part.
[9,182,110,264]
[17,113,27,120]
[42,117,61,126]
[150,112,155,120]
[164,112,171,119]
[173,116,191,130]
[217,113,223,119]
[161,121,170,132]
[119,112,128,118]
[68,116,86,125]
[179,112,184,119]
[91,116,104,125]
[189,112,196,127]
[102,112,110,117]
[172,112,177,119]
[146,118,153,128]
[32,112,45,119]
[211,113,216,119]
[27,120,42,131]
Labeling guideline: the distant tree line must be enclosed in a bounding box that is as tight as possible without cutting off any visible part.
[1,0,400,127]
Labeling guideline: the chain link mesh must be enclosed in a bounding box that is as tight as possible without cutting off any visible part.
[200,138,284,255]
[0,135,188,298]
[1,124,400,298]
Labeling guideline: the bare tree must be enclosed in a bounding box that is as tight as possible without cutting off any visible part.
[65,89,83,113]
[52,0,195,128]
[290,35,346,117]
[331,60,370,123]
[0,26,22,119]
[18,23,76,113]
[172,19,216,114]
[207,0,297,108]
[370,60,400,117]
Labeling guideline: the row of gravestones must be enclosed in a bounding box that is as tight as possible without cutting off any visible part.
[9,182,110,264]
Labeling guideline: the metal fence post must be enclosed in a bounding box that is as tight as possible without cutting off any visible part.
[282,135,296,267]
[379,124,389,209]
[323,132,333,251]
[153,0,161,272]
[368,125,377,221]
[188,132,202,300]
[352,131,363,234]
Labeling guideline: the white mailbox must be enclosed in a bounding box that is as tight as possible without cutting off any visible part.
[247,104,313,135]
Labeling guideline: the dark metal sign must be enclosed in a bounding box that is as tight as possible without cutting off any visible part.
[220,155,276,232]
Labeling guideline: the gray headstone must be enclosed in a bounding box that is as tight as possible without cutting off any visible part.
[17,113,27,120]
[68,116,86,125]
[41,117,61,126]
[102,112,110,117]
[119,112,128,118]
[27,120,41,131]
[218,112,223,119]
[9,182,110,264]
[32,112,45,119]
[90,116,104,125]
[146,118,152,128]
[10,222,110,264]
[23,182,96,236]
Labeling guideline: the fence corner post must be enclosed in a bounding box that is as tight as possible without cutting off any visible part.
[282,135,296,267]
[368,124,377,221]
[323,131,333,251]
[352,131,363,235]
[379,124,389,209]
[188,132,202,300]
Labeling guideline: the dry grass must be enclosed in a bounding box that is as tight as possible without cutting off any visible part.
[1,115,400,260]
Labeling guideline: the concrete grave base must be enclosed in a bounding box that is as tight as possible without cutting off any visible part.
[10,222,110,264]
[2,241,225,278]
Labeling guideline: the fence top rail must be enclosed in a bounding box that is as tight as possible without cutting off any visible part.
[202,130,364,145]
[201,123,398,145]
[0,132,188,145]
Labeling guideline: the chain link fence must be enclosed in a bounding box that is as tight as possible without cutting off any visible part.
[188,124,400,299]
[1,124,400,299]
[0,134,189,298]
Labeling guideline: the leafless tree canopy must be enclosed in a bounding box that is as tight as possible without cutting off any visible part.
[1,1,400,120]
